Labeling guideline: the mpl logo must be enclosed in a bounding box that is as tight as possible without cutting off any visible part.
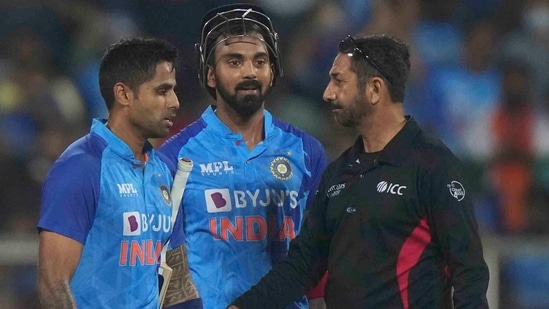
[117,183,138,197]
[205,189,232,213]
[199,161,234,176]
[376,181,407,196]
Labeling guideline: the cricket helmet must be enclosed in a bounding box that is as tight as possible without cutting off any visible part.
[195,3,283,97]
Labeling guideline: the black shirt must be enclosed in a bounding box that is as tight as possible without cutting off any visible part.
[232,117,489,309]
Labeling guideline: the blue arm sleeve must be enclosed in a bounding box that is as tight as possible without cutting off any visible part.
[38,153,100,244]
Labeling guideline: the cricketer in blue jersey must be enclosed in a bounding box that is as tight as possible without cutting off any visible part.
[159,4,328,309]
[37,38,201,309]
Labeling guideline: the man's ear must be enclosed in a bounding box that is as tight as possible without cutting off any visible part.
[114,82,133,107]
[206,66,216,88]
[368,78,383,106]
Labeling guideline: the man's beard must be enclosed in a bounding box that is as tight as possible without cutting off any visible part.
[335,93,369,128]
[217,78,271,120]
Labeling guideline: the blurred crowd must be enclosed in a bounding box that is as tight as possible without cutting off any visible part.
[1,0,549,308]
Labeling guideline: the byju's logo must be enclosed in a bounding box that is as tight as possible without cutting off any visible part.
[199,161,234,176]
[447,181,465,201]
[123,212,141,236]
[123,212,171,236]
[205,189,232,213]
[376,181,407,196]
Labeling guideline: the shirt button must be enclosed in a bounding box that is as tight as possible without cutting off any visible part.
[246,159,251,164]
[359,175,363,178]
[236,140,241,146]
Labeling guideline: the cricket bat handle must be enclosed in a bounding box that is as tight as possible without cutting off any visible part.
[159,158,193,307]
[170,158,193,225]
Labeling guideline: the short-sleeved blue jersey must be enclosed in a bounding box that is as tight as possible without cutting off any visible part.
[159,106,327,308]
[38,119,179,308]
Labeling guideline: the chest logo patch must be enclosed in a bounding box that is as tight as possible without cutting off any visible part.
[270,157,292,181]
[205,189,232,213]
[117,183,138,197]
[199,161,234,176]
[159,184,171,206]
[377,181,407,196]
[327,183,346,198]
[447,181,465,201]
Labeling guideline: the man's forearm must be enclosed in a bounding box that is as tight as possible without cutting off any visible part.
[163,245,200,307]
[38,281,76,309]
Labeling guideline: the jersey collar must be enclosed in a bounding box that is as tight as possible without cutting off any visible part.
[203,105,275,139]
[91,118,154,162]
[348,116,420,166]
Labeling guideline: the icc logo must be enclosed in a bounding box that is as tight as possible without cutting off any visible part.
[376,181,406,196]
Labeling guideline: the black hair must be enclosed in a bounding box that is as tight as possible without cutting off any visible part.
[99,37,179,111]
[339,34,410,103]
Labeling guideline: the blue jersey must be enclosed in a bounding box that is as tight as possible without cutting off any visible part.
[38,119,179,308]
[159,106,327,309]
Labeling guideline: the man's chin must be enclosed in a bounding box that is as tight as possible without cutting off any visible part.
[335,116,354,128]
[238,93,261,103]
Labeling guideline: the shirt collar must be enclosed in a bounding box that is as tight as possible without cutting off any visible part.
[91,118,154,162]
[202,105,275,138]
[348,116,420,166]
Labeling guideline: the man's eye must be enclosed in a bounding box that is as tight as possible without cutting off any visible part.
[228,60,240,66]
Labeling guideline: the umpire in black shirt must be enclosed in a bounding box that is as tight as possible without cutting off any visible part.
[229,34,489,309]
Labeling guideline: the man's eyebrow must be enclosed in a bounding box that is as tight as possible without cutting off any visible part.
[221,52,269,59]
[221,53,244,59]
[154,82,176,90]
[254,51,269,58]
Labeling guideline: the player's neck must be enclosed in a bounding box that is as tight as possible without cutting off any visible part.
[359,107,406,153]
[215,105,265,150]
[106,118,147,162]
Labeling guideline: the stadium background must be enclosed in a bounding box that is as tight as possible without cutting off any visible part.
[1,0,549,308]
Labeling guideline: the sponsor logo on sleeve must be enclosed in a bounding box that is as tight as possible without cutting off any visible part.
[447,181,465,201]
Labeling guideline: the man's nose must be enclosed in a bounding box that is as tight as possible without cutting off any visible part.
[241,60,257,79]
[323,83,335,102]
